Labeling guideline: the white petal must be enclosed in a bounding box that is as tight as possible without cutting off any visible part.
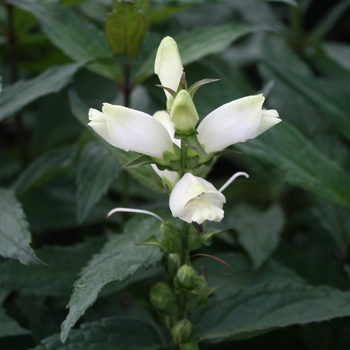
[154,36,183,98]
[169,173,226,224]
[88,108,115,146]
[89,103,174,159]
[151,164,179,189]
[197,95,265,153]
[153,111,180,147]
[248,109,281,139]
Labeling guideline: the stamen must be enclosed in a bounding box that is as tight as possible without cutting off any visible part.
[218,171,249,193]
[107,207,164,222]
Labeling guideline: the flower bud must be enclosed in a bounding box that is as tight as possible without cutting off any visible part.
[160,223,182,253]
[171,319,194,344]
[186,230,203,251]
[150,282,178,314]
[166,253,180,278]
[170,90,199,135]
[182,340,199,350]
[176,264,197,290]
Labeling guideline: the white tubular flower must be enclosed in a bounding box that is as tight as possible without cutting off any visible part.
[88,103,175,159]
[169,173,226,224]
[154,36,183,99]
[197,94,281,153]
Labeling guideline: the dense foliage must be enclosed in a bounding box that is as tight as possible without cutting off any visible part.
[1,0,350,349]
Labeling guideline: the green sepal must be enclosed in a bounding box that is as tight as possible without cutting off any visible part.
[123,154,154,168]
[136,235,166,250]
[188,78,220,98]
[156,85,177,98]
[175,131,207,156]
[186,156,199,169]
[202,228,229,246]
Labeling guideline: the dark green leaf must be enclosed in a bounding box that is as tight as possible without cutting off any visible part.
[60,216,164,343]
[106,1,148,57]
[0,308,29,338]
[0,237,105,296]
[237,121,350,209]
[228,205,285,269]
[77,141,121,224]
[12,145,77,194]
[0,63,82,122]
[69,89,164,194]
[194,283,350,343]
[0,188,42,265]
[136,23,256,83]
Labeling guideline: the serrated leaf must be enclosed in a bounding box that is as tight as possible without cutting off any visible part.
[0,63,82,122]
[60,216,164,343]
[228,205,285,269]
[69,89,164,194]
[237,121,350,209]
[106,1,148,57]
[77,141,121,224]
[8,0,112,62]
[0,188,42,265]
[136,23,256,83]
[11,145,77,194]
[0,237,105,296]
[31,314,168,350]
[193,283,350,343]
[0,307,29,338]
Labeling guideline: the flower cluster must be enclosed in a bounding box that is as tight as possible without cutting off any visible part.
[88,36,281,225]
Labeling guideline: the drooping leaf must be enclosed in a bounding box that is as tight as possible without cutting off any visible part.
[193,283,350,343]
[31,314,168,350]
[69,89,164,194]
[0,63,82,122]
[105,1,148,57]
[0,308,29,338]
[0,237,105,296]
[11,145,77,194]
[60,216,164,343]
[0,188,42,265]
[76,141,121,224]
[227,205,285,269]
[136,23,257,83]
[236,121,350,209]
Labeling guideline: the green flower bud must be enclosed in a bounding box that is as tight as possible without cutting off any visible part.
[171,319,194,344]
[170,90,199,135]
[181,340,199,350]
[161,223,182,253]
[186,230,203,251]
[176,264,197,290]
[150,282,178,314]
[166,253,180,278]
[184,275,212,312]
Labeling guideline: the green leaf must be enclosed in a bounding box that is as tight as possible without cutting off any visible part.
[193,283,350,343]
[12,145,77,194]
[136,23,256,83]
[105,1,148,57]
[77,141,121,224]
[260,0,298,6]
[0,307,29,338]
[228,205,285,269]
[237,121,350,209]
[262,60,350,141]
[0,237,105,296]
[31,314,168,350]
[0,188,42,265]
[8,0,112,62]
[0,63,82,122]
[60,216,164,343]
[69,89,164,194]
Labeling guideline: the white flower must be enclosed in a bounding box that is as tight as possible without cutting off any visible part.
[197,94,281,153]
[154,36,183,99]
[151,164,179,190]
[169,173,226,224]
[153,111,180,147]
[88,103,177,160]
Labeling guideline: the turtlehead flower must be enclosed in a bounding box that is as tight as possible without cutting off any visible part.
[169,173,225,224]
[169,172,249,224]
[154,36,183,101]
[170,90,199,135]
[196,94,281,153]
[88,104,180,165]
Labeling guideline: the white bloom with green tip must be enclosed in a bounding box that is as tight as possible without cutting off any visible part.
[154,36,183,98]
[197,94,281,153]
[169,173,226,224]
[88,103,175,159]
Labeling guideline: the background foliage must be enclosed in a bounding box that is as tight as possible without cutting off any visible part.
[1,0,350,349]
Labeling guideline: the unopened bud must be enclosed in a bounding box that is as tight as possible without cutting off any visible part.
[176,264,197,290]
[150,282,178,314]
[171,319,194,344]
[170,90,199,135]
[182,340,199,350]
